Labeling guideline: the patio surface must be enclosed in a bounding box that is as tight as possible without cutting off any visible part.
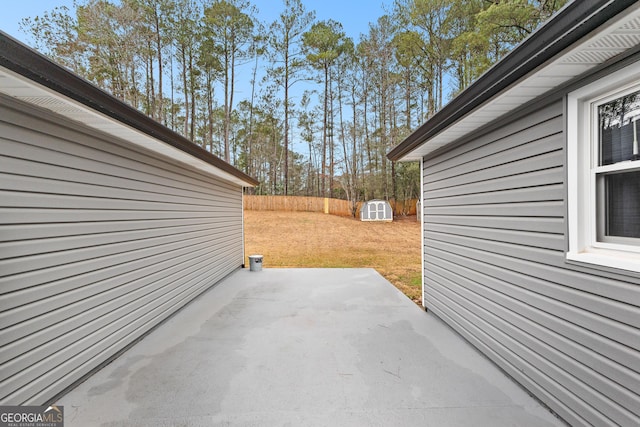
[56,268,565,426]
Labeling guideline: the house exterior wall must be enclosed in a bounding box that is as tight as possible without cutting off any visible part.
[0,95,245,405]
[421,97,640,425]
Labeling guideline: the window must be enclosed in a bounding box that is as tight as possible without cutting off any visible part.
[567,62,640,272]
[595,89,640,243]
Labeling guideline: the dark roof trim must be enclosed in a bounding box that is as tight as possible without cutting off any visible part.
[388,0,637,161]
[0,32,259,187]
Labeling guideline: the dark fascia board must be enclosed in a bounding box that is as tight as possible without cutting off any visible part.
[0,32,259,187]
[388,0,637,162]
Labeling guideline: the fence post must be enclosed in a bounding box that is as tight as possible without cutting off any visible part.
[324,197,329,214]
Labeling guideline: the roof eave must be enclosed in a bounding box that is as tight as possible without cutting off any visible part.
[388,0,638,162]
[0,32,259,187]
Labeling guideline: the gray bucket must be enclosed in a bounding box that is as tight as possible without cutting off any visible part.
[249,255,263,272]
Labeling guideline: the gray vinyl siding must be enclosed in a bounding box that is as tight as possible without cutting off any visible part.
[0,95,244,405]
[421,99,640,426]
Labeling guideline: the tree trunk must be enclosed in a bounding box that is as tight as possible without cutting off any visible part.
[228,48,236,163]
[224,47,231,162]
[284,51,290,195]
[181,45,189,137]
[405,68,411,129]
[329,70,334,198]
[189,47,196,142]
[248,51,258,176]
[146,40,153,117]
[321,63,328,197]
[154,7,163,124]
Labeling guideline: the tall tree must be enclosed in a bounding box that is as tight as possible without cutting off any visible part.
[134,0,175,122]
[171,0,201,141]
[267,0,315,195]
[303,20,348,197]
[203,0,256,162]
[406,0,453,112]
[393,30,423,129]
[19,6,86,74]
[447,0,486,92]
[476,0,568,62]
[298,91,320,196]
[197,32,222,153]
[73,0,144,105]
[245,29,267,179]
[359,15,396,199]
[335,39,360,213]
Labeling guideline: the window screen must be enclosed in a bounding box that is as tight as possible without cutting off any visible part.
[597,90,640,241]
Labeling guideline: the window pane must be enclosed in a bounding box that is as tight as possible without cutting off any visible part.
[604,170,640,238]
[598,90,640,166]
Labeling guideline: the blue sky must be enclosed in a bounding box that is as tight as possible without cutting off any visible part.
[0,0,396,156]
[2,0,394,44]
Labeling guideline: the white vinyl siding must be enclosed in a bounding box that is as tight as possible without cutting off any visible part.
[0,95,244,405]
[422,100,640,426]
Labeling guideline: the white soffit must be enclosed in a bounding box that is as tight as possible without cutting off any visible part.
[401,3,640,161]
[0,67,252,187]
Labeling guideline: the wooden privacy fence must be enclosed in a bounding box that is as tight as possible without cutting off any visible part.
[244,195,418,217]
[390,199,419,216]
[244,195,352,217]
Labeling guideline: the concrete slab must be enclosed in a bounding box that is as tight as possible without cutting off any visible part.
[57,268,565,426]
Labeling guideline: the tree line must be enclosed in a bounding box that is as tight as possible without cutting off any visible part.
[21,0,568,212]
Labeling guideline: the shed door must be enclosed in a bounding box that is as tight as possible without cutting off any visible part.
[369,202,379,219]
[378,202,387,219]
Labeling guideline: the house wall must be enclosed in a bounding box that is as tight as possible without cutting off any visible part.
[421,98,640,426]
[0,95,245,405]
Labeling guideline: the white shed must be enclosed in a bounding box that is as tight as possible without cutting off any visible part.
[360,200,393,222]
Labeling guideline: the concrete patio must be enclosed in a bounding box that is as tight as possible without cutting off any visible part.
[56,268,565,426]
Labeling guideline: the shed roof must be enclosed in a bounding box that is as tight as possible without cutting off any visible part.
[388,0,640,162]
[0,32,259,188]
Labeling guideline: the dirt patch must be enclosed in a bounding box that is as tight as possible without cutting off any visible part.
[244,211,422,305]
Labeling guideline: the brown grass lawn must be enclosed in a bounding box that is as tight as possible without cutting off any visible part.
[244,211,422,304]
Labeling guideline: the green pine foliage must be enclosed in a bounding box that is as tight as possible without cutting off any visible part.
[19,0,568,211]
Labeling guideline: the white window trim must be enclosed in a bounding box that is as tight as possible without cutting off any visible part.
[567,61,640,273]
